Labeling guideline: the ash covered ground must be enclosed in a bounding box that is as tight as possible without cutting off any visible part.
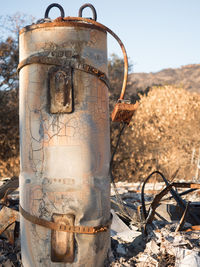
[0,179,200,267]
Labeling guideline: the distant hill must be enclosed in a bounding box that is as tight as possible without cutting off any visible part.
[127,64,200,98]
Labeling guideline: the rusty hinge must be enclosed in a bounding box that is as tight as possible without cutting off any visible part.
[111,100,139,123]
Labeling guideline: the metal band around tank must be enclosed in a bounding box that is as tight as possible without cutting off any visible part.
[18,54,110,89]
[19,205,111,234]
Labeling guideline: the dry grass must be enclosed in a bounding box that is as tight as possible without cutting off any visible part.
[111,85,200,182]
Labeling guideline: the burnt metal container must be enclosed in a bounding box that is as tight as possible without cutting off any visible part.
[19,4,110,266]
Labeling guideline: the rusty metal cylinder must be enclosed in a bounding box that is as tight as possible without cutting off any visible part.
[19,5,110,266]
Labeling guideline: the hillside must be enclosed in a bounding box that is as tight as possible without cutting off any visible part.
[126,64,200,98]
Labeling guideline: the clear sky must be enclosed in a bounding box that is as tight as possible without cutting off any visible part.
[1,0,200,73]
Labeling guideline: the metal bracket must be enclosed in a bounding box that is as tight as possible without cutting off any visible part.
[48,66,73,114]
[51,214,75,263]
[111,100,139,123]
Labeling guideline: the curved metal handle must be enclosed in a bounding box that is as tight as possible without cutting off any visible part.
[62,16,128,100]
[45,3,65,19]
[78,3,97,21]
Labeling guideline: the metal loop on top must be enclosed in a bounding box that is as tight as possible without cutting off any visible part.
[78,3,97,21]
[45,3,65,19]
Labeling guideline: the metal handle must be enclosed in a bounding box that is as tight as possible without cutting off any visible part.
[78,4,97,21]
[45,3,65,19]
[62,16,128,100]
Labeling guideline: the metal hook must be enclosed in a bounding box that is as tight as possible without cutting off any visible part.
[78,3,97,21]
[45,3,65,19]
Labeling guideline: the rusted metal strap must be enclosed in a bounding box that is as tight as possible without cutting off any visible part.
[146,182,200,226]
[19,205,111,234]
[186,225,200,232]
[175,201,190,232]
[17,55,110,88]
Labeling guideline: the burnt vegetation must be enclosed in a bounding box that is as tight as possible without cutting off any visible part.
[0,15,200,181]
[109,57,200,182]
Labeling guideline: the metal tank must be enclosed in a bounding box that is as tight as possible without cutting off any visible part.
[19,4,111,266]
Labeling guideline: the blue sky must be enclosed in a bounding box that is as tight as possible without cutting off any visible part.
[1,0,200,73]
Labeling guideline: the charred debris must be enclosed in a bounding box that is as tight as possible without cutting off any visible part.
[0,172,200,266]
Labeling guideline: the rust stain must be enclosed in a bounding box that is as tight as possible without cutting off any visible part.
[19,21,106,35]
[111,101,139,123]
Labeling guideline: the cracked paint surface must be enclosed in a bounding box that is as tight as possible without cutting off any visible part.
[19,24,110,267]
